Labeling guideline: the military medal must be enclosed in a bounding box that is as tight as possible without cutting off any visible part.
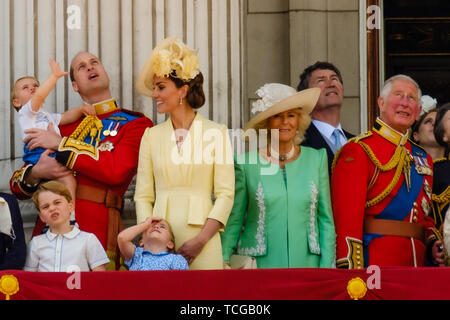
[103,122,113,136]
[423,180,432,199]
[413,156,433,176]
[110,122,121,137]
[421,197,431,216]
[98,141,115,152]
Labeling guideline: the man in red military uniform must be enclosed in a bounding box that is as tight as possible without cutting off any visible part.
[10,52,153,269]
[332,74,445,268]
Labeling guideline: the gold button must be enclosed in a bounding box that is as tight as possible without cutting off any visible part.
[413,216,418,222]
[413,202,418,207]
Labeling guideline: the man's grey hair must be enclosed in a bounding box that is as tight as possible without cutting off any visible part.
[379,74,422,106]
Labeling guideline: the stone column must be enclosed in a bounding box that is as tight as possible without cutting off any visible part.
[289,0,361,134]
[246,0,291,120]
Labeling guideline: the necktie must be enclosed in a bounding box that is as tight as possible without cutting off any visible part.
[332,129,342,150]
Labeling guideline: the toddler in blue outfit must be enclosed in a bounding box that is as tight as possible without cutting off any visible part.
[12,59,95,207]
[118,217,188,270]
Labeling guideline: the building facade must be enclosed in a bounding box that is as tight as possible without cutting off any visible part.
[11,0,447,237]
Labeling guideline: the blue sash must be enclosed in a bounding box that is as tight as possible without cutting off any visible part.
[363,143,424,266]
[82,111,138,144]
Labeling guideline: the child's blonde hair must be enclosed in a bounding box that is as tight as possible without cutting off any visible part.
[32,180,72,211]
[140,219,177,253]
[11,76,40,111]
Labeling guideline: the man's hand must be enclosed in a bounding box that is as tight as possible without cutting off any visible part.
[432,240,445,266]
[24,123,62,151]
[26,149,72,184]
[176,236,207,265]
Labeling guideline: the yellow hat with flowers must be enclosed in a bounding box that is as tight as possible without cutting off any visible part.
[136,37,200,97]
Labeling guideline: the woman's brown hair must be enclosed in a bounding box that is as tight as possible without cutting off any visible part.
[169,72,205,109]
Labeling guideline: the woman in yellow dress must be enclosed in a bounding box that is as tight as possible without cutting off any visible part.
[134,37,235,270]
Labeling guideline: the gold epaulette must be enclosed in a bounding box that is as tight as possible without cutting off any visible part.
[69,116,103,145]
[433,186,450,213]
[58,116,104,167]
[353,131,372,143]
[434,154,450,164]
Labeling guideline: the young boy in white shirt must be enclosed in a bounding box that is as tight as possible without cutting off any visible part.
[24,181,109,272]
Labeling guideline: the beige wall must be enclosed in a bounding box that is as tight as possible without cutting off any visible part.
[1,0,245,240]
[246,0,361,135]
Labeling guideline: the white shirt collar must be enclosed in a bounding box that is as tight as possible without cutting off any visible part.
[312,119,344,140]
[46,226,81,241]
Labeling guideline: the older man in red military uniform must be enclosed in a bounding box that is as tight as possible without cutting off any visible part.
[332,74,444,268]
[10,52,153,269]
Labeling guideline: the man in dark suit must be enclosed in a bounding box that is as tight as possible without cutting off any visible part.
[297,62,354,175]
[0,193,26,270]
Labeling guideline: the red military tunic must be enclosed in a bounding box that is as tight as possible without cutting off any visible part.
[332,118,438,269]
[10,99,153,269]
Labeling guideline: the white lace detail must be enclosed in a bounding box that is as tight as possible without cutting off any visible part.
[237,182,267,256]
[308,181,321,255]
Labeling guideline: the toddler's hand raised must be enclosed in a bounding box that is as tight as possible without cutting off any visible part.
[80,104,96,116]
[142,217,163,228]
[49,58,69,79]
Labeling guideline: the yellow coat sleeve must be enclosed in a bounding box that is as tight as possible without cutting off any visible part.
[207,124,235,227]
[134,128,154,224]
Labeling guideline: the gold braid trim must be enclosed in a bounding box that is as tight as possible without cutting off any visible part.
[365,159,405,208]
[331,144,344,173]
[332,131,412,208]
[433,186,450,204]
[358,141,404,171]
[433,186,450,212]
[433,155,450,164]
[367,167,380,190]
[69,116,103,147]
[58,116,104,163]
[357,141,411,208]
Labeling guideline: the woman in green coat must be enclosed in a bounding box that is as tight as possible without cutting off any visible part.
[221,84,336,268]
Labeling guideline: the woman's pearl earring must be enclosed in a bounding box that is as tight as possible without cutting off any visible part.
[179,98,183,105]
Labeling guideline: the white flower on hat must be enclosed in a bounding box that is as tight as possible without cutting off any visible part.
[251,83,297,114]
[420,95,437,116]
